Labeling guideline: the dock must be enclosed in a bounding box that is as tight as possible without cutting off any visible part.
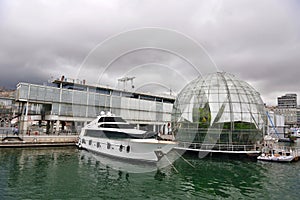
[0,134,78,148]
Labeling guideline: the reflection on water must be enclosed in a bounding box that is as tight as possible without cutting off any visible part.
[1,147,300,199]
[79,150,163,173]
[173,156,266,199]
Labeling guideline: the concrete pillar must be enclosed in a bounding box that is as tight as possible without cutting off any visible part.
[50,121,54,135]
[56,120,60,135]
[21,84,31,135]
[61,121,65,132]
[20,102,28,135]
[46,121,50,135]
[71,121,75,133]
[21,117,28,136]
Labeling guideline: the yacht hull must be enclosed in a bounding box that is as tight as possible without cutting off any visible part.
[78,137,177,163]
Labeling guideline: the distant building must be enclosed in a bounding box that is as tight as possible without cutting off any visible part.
[297,106,300,125]
[265,106,286,135]
[274,93,298,126]
[0,97,16,128]
[274,108,297,126]
[0,88,15,99]
[277,93,297,108]
[0,88,16,129]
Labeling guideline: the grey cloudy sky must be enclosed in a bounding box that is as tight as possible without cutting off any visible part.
[0,0,299,105]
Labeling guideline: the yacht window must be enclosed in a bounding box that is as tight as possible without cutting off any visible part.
[98,117,126,123]
[119,145,123,152]
[126,146,130,153]
[99,124,135,129]
[85,130,105,138]
[83,130,87,136]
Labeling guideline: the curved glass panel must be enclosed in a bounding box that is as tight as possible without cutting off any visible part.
[172,72,266,146]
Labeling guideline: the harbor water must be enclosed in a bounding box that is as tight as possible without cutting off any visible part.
[1,147,300,200]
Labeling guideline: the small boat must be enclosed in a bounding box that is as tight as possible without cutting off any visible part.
[77,112,178,163]
[257,134,299,162]
[257,152,294,162]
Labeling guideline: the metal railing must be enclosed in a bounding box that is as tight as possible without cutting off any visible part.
[178,142,258,152]
[1,129,79,141]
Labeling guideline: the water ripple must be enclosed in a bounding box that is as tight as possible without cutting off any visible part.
[1,148,300,199]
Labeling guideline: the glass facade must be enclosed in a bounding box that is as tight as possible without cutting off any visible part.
[172,72,266,146]
[16,81,174,128]
[0,97,14,127]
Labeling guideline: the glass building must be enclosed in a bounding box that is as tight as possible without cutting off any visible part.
[172,72,266,151]
[15,78,174,134]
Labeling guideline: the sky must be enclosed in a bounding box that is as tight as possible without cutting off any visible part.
[0,0,299,106]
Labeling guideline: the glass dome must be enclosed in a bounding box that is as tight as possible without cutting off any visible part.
[172,72,266,147]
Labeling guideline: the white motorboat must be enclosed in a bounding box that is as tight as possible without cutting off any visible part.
[77,112,178,163]
[257,153,294,162]
[258,135,296,162]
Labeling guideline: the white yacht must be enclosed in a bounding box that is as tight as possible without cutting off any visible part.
[77,112,178,163]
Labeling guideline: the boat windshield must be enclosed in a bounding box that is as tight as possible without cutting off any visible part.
[98,124,136,129]
[98,117,126,123]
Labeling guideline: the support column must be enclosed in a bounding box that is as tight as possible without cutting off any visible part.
[22,84,31,135]
[56,120,60,135]
[61,121,65,132]
[46,121,50,135]
[50,121,54,135]
[20,102,29,135]
[71,121,75,134]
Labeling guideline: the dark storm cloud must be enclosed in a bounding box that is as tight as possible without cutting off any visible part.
[0,0,299,105]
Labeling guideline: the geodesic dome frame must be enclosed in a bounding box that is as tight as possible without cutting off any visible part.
[172,72,267,146]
